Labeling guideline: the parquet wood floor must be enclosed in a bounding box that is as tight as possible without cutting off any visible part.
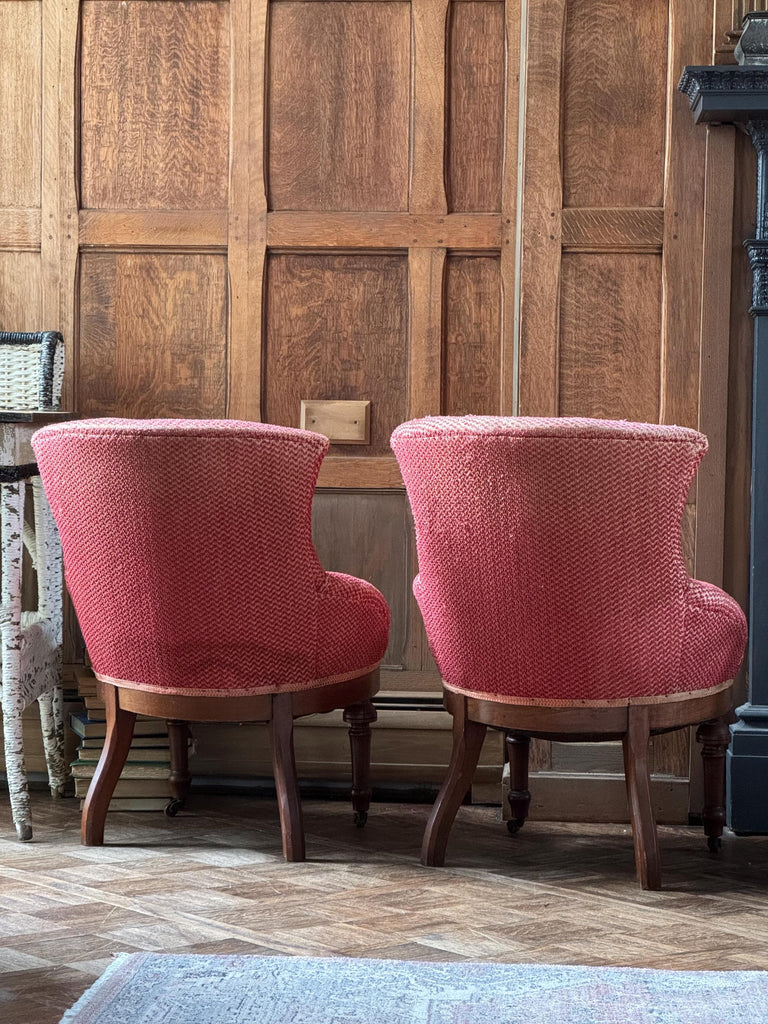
[1,793,768,1023]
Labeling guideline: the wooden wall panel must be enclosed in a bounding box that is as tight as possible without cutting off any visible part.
[443,256,501,415]
[78,253,227,417]
[562,0,668,209]
[558,254,662,421]
[0,2,41,209]
[263,254,408,455]
[0,253,42,330]
[312,492,410,669]
[268,2,410,212]
[79,1,230,211]
[447,2,505,213]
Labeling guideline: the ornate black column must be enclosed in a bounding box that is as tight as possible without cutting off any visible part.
[680,22,768,832]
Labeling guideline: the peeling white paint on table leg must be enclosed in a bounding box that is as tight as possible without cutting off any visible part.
[1,478,32,841]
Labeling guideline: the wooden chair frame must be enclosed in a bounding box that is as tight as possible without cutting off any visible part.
[423,684,734,890]
[84,670,379,860]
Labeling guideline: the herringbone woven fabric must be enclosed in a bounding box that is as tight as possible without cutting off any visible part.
[32,419,390,696]
[391,416,747,703]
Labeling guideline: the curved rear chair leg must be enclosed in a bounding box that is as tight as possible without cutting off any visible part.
[343,699,377,827]
[166,720,192,817]
[269,693,305,862]
[506,733,531,834]
[82,684,136,845]
[422,696,487,867]
[623,705,661,890]
[696,717,731,853]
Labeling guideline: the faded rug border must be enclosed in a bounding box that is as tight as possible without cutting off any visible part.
[60,952,768,1024]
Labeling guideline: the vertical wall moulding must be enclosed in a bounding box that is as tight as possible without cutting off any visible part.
[680,33,768,831]
[228,0,267,422]
[660,0,709,434]
[42,0,79,410]
[517,0,565,417]
[42,0,79,663]
[408,0,448,423]
[502,0,523,415]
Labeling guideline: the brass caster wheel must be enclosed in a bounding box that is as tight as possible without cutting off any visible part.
[707,835,722,854]
[165,799,185,818]
[353,810,368,828]
[507,818,525,835]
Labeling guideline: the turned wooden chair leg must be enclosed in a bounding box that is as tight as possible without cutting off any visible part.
[166,720,192,816]
[343,699,377,827]
[505,733,531,834]
[697,717,731,853]
[82,684,136,846]
[622,705,661,890]
[269,692,305,862]
[422,697,487,867]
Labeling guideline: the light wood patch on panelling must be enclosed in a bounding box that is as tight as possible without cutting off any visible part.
[558,254,661,421]
[267,2,410,211]
[447,1,504,213]
[316,457,402,488]
[443,256,501,415]
[562,0,667,209]
[268,213,500,248]
[80,1,230,210]
[0,209,40,251]
[77,211,501,250]
[561,209,664,253]
[0,253,42,329]
[312,491,410,668]
[78,253,227,417]
[0,2,41,209]
[264,254,408,456]
[79,211,228,251]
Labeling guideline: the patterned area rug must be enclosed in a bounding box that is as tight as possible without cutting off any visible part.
[60,953,768,1023]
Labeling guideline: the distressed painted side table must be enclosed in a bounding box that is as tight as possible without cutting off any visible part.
[0,410,75,840]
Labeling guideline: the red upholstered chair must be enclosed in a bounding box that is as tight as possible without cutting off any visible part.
[32,419,390,859]
[391,416,747,890]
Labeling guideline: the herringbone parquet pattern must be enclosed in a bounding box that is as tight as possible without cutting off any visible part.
[1,793,768,1024]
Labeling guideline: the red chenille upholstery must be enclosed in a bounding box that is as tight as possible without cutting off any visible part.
[391,415,745,704]
[391,416,747,889]
[33,418,389,696]
[31,418,390,857]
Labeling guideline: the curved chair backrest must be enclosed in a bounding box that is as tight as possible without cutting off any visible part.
[391,416,709,703]
[33,419,329,694]
[0,331,64,410]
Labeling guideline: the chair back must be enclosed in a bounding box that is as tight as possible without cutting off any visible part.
[32,419,329,694]
[0,332,64,410]
[391,416,709,703]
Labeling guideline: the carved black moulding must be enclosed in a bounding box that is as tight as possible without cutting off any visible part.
[745,240,768,315]
[735,11,768,66]
[678,66,768,123]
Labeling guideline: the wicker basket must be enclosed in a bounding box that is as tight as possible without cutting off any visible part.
[0,332,64,411]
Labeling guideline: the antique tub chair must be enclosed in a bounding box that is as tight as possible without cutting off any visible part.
[391,415,748,890]
[33,418,390,859]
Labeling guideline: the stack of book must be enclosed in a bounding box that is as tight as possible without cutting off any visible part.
[71,669,174,812]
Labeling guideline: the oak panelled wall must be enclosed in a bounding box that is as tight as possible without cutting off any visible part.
[0,0,743,817]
